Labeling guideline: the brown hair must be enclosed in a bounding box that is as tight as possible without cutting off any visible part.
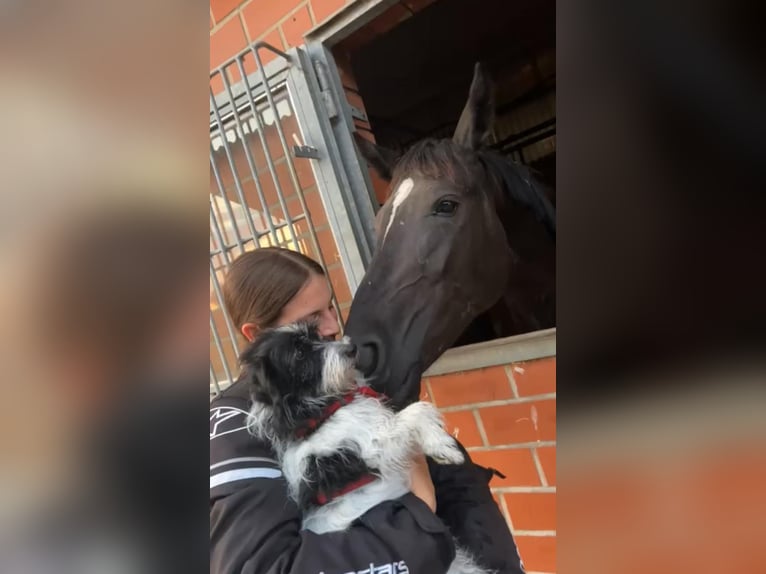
[222,247,325,332]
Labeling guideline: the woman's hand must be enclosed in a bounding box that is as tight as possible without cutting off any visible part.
[409,453,436,512]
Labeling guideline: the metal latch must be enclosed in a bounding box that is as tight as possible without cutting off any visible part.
[293,145,320,159]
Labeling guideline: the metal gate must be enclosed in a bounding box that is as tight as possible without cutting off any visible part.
[209,42,375,396]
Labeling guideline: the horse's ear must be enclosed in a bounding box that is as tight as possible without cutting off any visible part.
[353,132,398,182]
[453,62,495,149]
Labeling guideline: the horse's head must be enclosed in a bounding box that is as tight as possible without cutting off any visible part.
[346,63,516,408]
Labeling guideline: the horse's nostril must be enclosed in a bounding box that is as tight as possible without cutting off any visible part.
[345,343,357,358]
[354,342,379,377]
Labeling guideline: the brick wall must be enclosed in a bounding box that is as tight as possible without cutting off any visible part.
[210,5,557,573]
[424,356,557,574]
[209,0,356,381]
[210,0,353,91]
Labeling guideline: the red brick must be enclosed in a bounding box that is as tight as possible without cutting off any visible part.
[512,358,556,397]
[281,5,313,48]
[344,88,368,115]
[210,74,225,97]
[536,446,556,485]
[327,265,352,307]
[442,410,483,448]
[211,0,243,23]
[367,3,411,36]
[269,194,306,224]
[469,448,541,487]
[261,119,291,164]
[418,378,433,402]
[503,492,556,531]
[239,178,266,214]
[340,304,350,325]
[271,160,300,204]
[479,399,556,445]
[293,154,317,190]
[242,0,303,40]
[334,50,359,90]
[302,189,327,226]
[210,16,247,71]
[370,167,391,205]
[515,536,556,573]
[428,366,512,408]
[311,0,346,24]
[316,227,340,265]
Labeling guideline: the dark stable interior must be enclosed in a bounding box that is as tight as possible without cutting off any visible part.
[339,0,556,348]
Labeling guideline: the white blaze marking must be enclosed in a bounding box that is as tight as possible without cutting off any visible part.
[383,177,414,243]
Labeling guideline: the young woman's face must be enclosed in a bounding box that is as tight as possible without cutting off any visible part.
[275,273,339,340]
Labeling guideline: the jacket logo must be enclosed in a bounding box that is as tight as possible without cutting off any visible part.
[210,406,249,440]
[319,561,409,574]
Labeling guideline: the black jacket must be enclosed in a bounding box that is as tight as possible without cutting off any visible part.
[210,380,525,574]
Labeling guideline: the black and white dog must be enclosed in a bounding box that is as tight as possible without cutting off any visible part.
[241,321,492,574]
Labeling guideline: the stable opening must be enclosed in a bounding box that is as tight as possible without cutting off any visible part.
[331,0,556,349]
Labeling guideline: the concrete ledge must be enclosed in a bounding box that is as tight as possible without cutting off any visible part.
[211,328,556,395]
[305,0,399,46]
[423,328,556,377]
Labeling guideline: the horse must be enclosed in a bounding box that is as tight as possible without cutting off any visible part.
[344,62,556,408]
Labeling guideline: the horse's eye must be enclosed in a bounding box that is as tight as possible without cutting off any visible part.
[433,199,459,216]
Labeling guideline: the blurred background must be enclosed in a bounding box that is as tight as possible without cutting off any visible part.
[0,0,764,573]
[0,1,209,573]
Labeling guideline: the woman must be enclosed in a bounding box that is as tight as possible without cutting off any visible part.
[210,247,525,574]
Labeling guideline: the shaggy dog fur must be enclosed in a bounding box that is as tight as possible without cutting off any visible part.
[241,322,493,574]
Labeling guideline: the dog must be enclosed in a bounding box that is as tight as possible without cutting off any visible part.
[241,321,493,574]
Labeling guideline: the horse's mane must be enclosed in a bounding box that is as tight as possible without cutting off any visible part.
[477,148,556,239]
[391,139,556,239]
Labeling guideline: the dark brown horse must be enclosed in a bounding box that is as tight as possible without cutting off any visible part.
[345,63,555,408]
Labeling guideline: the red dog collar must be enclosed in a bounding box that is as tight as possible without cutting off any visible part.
[314,473,378,506]
[294,385,386,440]
[293,385,385,506]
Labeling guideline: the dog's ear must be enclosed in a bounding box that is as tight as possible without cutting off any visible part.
[250,363,275,406]
[239,343,274,405]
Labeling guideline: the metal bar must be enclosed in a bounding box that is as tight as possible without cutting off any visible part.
[210,215,311,260]
[210,363,221,396]
[211,45,291,82]
[304,0,399,46]
[501,128,556,156]
[210,190,233,247]
[209,86,260,243]
[250,44,333,271]
[251,44,346,330]
[210,145,246,253]
[210,59,288,108]
[210,197,232,268]
[211,78,289,133]
[211,312,234,386]
[240,54,302,251]
[252,41,292,63]
[491,117,557,151]
[210,260,241,359]
[304,43,378,270]
[222,59,282,247]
